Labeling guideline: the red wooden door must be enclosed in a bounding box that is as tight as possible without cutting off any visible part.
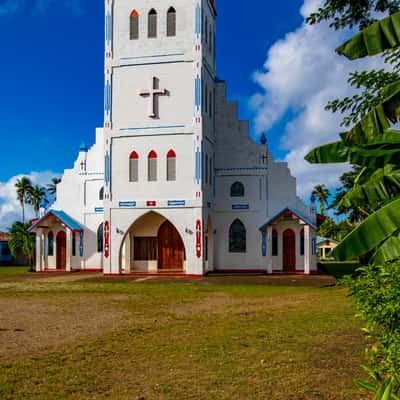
[56,231,67,270]
[158,221,184,271]
[282,229,296,272]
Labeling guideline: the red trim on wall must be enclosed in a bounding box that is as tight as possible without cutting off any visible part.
[130,151,139,159]
[148,150,157,159]
[146,201,157,207]
[167,149,176,158]
[104,273,204,278]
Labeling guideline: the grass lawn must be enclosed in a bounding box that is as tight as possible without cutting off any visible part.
[0,275,366,399]
[0,266,31,276]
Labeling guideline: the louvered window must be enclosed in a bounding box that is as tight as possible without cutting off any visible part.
[205,154,209,184]
[231,181,245,197]
[229,219,246,253]
[72,233,76,257]
[129,151,139,182]
[48,231,54,256]
[148,151,157,181]
[130,10,139,40]
[148,9,157,38]
[209,91,212,117]
[209,157,212,186]
[167,7,176,37]
[97,224,103,253]
[272,230,278,256]
[300,229,305,256]
[99,187,104,200]
[167,150,176,181]
[205,85,208,113]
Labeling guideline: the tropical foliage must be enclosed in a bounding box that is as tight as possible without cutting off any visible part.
[306,4,400,398]
[8,222,35,271]
[15,177,33,223]
[311,184,331,216]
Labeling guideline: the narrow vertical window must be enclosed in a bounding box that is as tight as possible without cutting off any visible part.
[48,231,54,256]
[209,156,212,186]
[97,223,104,253]
[148,9,157,38]
[205,154,209,184]
[99,187,104,200]
[167,149,176,181]
[205,17,208,44]
[72,233,76,257]
[209,90,212,117]
[148,150,157,181]
[130,10,139,40]
[205,85,208,113]
[229,219,246,253]
[300,229,305,256]
[272,229,278,256]
[167,7,176,37]
[129,151,139,182]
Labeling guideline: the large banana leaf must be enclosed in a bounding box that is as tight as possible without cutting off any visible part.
[339,165,400,210]
[305,141,349,163]
[331,198,400,261]
[372,233,400,264]
[344,81,400,145]
[337,12,400,59]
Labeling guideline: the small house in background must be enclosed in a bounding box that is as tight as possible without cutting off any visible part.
[317,237,339,260]
[0,232,12,265]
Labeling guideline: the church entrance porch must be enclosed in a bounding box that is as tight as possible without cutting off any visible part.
[120,212,187,274]
[282,229,296,273]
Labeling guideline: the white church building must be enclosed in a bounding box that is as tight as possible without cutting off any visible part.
[30,0,318,276]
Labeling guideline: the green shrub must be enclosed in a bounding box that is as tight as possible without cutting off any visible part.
[318,261,360,279]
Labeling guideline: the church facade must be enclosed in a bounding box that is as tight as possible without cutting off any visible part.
[30,0,318,276]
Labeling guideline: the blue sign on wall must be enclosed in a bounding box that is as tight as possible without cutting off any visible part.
[79,232,84,257]
[168,200,186,207]
[95,207,104,213]
[232,204,250,210]
[119,201,137,208]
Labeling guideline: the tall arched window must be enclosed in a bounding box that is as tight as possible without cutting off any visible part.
[148,150,157,181]
[97,223,103,253]
[231,181,245,197]
[99,187,104,200]
[229,219,246,253]
[72,233,76,256]
[129,151,139,182]
[148,9,157,38]
[130,10,139,40]
[300,229,305,256]
[48,231,54,256]
[272,229,278,256]
[167,149,176,181]
[167,7,176,37]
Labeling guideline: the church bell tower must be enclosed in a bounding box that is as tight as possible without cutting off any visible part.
[102,0,217,275]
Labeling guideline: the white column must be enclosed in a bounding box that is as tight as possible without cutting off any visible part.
[35,230,42,272]
[124,234,131,273]
[266,225,273,274]
[43,232,48,271]
[304,225,310,275]
[66,229,72,272]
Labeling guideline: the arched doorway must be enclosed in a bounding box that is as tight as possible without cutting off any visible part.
[56,231,66,270]
[282,229,296,272]
[157,220,185,271]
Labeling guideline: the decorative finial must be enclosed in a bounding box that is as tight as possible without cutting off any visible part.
[79,142,88,152]
[260,132,267,145]
[310,194,316,204]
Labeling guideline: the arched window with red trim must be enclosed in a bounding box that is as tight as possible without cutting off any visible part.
[148,9,157,38]
[300,229,305,256]
[130,10,139,40]
[167,149,176,181]
[148,150,157,181]
[129,151,139,182]
[272,229,278,256]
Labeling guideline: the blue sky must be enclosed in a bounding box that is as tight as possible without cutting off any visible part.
[0,0,379,229]
[0,0,303,182]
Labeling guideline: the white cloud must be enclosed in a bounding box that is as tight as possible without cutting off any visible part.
[251,0,386,199]
[0,171,59,231]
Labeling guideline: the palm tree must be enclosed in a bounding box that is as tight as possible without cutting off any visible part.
[312,184,331,216]
[46,177,61,200]
[29,185,48,217]
[15,177,33,223]
[8,222,35,271]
